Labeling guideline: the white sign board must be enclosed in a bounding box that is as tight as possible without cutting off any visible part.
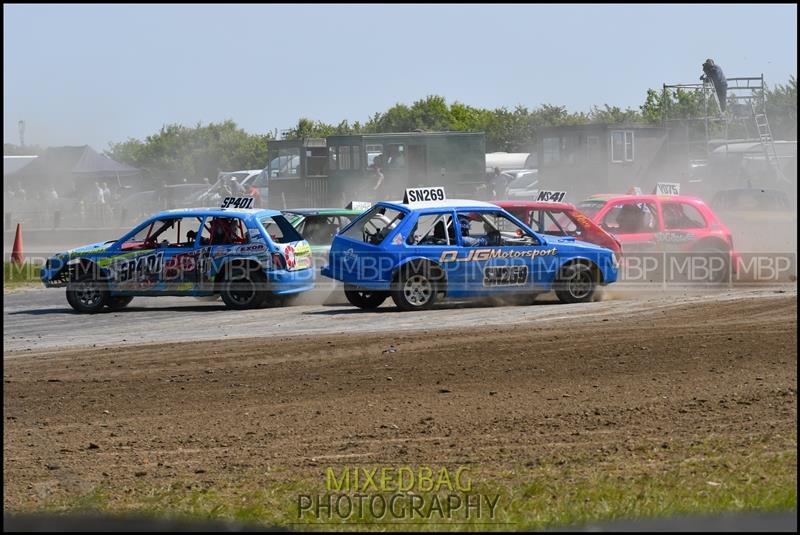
[403,187,446,204]
[535,190,567,203]
[346,201,372,211]
[655,182,681,195]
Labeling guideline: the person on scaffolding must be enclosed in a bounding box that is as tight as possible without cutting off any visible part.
[700,58,728,114]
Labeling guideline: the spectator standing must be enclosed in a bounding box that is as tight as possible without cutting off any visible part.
[230,176,245,195]
[102,182,112,220]
[95,181,106,223]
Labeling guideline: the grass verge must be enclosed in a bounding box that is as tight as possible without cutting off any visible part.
[3,261,42,289]
[28,442,797,531]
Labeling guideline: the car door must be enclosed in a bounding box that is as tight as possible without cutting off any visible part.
[453,209,558,295]
[658,200,708,252]
[153,216,207,293]
[103,217,171,293]
[597,200,660,253]
[405,210,464,293]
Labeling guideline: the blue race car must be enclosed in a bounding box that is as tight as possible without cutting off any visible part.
[41,206,314,312]
[321,194,619,311]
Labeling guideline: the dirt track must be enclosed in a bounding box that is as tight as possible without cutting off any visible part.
[3,289,796,510]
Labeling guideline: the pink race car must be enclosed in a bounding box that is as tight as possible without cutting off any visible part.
[577,194,740,281]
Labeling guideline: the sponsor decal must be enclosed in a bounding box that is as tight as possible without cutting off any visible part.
[654,232,695,243]
[439,247,558,263]
[108,251,164,283]
[284,244,296,269]
[403,186,446,204]
[235,243,268,254]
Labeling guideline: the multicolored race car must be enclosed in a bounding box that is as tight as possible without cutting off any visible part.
[494,200,622,256]
[41,206,314,312]
[321,188,619,311]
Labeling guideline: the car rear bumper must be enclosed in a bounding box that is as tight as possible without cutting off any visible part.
[267,268,315,295]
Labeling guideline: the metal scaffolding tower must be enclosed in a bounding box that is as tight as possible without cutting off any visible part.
[661,74,787,182]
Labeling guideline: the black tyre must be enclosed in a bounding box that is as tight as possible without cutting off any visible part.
[66,278,110,313]
[107,296,134,310]
[391,267,439,311]
[699,246,732,284]
[344,285,387,309]
[554,262,597,304]
[220,270,268,310]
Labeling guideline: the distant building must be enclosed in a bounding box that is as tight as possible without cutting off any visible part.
[3,155,38,177]
[534,124,674,199]
[265,132,486,208]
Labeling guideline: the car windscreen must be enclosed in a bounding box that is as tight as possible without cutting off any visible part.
[509,173,538,189]
[576,200,606,219]
[340,205,405,245]
[261,215,303,244]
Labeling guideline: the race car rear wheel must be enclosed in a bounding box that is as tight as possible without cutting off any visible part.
[344,285,387,309]
[392,270,438,311]
[107,296,134,310]
[554,262,597,304]
[220,271,268,310]
[693,244,731,284]
[66,278,110,313]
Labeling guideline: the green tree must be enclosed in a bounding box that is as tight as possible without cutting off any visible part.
[106,120,272,180]
[766,75,797,140]
[3,143,43,155]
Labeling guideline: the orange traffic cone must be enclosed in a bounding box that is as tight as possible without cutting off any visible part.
[11,223,24,265]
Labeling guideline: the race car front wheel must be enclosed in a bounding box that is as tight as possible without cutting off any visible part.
[344,285,387,309]
[107,296,134,310]
[220,271,268,310]
[66,279,110,313]
[554,263,597,304]
[392,270,438,311]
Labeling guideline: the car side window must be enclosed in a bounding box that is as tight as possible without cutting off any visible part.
[201,217,249,245]
[601,202,658,233]
[302,215,347,245]
[663,202,706,230]
[407,213,454,245]
[261,215,303,244]
[341,206,405,245]
[457,211,538,247]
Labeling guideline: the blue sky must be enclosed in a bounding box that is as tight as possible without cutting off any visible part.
[3,4,797,150]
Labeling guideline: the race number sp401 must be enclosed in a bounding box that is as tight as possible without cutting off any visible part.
[221,197,255,209]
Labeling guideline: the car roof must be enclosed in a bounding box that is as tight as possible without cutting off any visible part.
[583,194,707,204]
[152,207,281,219]
[494,200,576,210]
[381,199,501,211]
[282,208,362,216]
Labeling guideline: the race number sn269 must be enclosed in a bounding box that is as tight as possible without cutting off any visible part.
[221,196,255,209]
[404,187,446,204]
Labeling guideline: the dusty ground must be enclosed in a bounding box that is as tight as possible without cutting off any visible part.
[3,290,797,516]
